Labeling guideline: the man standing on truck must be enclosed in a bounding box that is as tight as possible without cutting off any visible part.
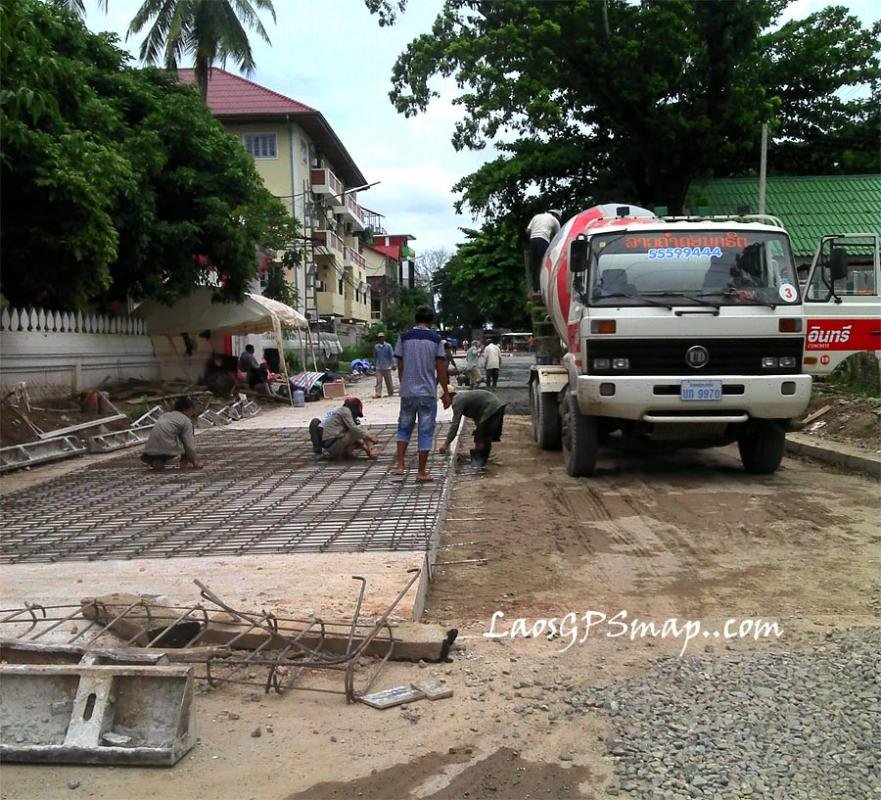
[438,388,507,468]
[526,209,561,292]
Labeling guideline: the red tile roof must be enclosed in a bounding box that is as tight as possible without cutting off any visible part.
[178,67,366,188]
[178,68,316,116]
[367,243,400,260]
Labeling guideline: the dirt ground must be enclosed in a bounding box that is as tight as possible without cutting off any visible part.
[2,414,878,800]
[800,383,881,453]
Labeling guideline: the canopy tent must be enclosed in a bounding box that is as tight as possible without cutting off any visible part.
[134,288,308,336]
[134,288,314,406]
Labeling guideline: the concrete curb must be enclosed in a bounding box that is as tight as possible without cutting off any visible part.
[785,433,881,480]
[412,428,462,622]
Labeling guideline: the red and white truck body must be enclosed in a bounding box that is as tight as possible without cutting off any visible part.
[801,233,881,375]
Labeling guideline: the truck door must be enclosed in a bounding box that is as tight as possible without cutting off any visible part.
[802,233,881,375]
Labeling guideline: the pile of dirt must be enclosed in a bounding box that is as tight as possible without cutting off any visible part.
[800,385,881,452]
[0,400,129,448]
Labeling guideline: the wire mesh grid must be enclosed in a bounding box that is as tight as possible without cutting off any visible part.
[1,426,449,564]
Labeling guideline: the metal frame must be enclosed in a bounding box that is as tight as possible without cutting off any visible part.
[0,573,421,703]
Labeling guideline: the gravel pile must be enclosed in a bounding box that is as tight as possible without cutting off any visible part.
[577,627,880,800]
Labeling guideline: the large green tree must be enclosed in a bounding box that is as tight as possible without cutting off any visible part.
[434,220,529,331]
[0,0,294,309]
[390,1,880,217]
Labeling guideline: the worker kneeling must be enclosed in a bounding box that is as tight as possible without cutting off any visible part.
[322,396,380,460]
[141,396,203,470]
[438,388,506,468]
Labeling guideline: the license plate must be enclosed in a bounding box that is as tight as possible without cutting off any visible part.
[680,380,722,401]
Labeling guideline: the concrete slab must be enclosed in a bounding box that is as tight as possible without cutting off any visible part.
[0,551,427,629]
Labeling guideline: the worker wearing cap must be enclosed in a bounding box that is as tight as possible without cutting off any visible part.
[526,209,562,292]
[321,396,380,460]
[438,388,507,468]
[373,331,395,398]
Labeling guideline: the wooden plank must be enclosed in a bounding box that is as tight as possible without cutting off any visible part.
[36,414,127,440]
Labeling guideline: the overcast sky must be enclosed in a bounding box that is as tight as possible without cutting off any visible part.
[85,1,876,257]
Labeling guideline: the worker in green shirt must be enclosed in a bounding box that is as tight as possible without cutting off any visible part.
[438,388,507,468]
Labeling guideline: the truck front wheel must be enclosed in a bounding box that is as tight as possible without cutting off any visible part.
[562,392,598,477]
[531,381,562,450]
[738,421,786,475]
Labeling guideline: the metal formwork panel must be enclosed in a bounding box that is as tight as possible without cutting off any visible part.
[1,426,449,563]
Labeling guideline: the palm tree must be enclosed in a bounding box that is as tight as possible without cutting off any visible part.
[127,0,276,101]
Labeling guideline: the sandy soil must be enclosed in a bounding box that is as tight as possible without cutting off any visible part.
[2,414,878,800]
[800,385,880,453]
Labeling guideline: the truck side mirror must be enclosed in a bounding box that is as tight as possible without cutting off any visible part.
[829,247,849,282]
[570,237,589,273]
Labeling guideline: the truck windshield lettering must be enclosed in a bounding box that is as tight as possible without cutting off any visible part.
[590,231,800,307]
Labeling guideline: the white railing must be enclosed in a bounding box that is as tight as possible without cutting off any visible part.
[0,307,146,335]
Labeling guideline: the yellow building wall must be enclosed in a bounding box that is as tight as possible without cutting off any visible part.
[221,121,293,210]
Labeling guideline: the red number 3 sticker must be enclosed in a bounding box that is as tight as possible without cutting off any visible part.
[779,284,797,303]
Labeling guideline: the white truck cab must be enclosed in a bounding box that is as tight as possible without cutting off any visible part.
[532,208,814,476]
[802,233,881,375]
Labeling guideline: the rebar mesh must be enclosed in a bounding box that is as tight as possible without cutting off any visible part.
[1,426,449,564]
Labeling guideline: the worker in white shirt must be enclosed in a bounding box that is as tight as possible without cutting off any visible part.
[482,340,502,388]
[526,209,561,293]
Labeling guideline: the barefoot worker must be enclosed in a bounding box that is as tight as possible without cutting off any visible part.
[393,305,451,482]
[438,388,507,468]
[141,396,203,470]
[321,396,380,460]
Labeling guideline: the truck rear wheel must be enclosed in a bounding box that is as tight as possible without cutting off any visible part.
[562,392,598,477]
[738,421,786,474]
[531,381,561,450]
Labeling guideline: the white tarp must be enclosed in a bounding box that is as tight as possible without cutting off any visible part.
[134,287,308,336]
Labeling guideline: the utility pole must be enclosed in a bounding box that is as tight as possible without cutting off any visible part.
[758,122,769,215]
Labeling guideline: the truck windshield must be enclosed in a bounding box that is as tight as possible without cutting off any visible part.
[588,230,801,307]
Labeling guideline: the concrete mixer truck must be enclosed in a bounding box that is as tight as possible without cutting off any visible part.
[529,204,812,476]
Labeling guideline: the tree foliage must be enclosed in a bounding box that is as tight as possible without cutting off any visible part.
[0,0,295,309]
[390,1,880,217]
[434,220,529,331]
[127,0,275,100]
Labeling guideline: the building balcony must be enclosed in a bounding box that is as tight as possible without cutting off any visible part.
[310,167,343,197]
[344,293,371,323]
[343,245,367,270]
[312,229,345,258]
[317,289,346,317]
[361,207,386,237]
[333,193,366,232]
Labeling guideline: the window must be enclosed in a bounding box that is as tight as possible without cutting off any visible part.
[338,279,344,295]
[807,236,877,300]
[300,140,308,165]
[243,133,277,159]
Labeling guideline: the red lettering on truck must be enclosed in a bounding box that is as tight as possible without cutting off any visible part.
[805,319,881,351]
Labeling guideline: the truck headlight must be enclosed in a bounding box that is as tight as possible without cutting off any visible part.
[762,357,779,368]
[612,358,630,370]
[593,358,610,370]
[779,356,796,368]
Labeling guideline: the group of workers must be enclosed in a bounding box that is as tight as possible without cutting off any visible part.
[141,306,508,478]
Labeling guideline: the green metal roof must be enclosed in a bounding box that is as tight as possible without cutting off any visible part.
[690,174,881,259]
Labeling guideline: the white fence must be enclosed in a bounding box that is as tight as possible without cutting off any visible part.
[0,307,212,399]
[0,307,147,336]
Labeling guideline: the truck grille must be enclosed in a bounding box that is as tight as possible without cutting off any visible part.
[586,337,803,375]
